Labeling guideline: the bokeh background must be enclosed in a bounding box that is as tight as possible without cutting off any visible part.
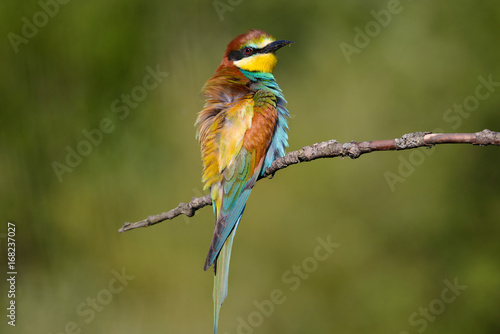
[2,1,500,333]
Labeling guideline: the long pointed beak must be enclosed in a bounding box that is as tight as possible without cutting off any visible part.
[260,40,294,54]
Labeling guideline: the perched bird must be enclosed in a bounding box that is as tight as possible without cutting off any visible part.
[195,29,293,333]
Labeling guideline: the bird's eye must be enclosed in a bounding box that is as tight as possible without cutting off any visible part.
[243,47,253,55]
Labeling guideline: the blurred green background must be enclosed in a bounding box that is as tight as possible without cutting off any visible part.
[2,0,500,333]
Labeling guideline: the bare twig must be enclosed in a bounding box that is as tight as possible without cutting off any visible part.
[119,129,499,233]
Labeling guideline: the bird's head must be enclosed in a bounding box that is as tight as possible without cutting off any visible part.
[222,29,294,74]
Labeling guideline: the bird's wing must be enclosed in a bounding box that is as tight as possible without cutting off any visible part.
[203,90,278,271]
[202,96,254,271]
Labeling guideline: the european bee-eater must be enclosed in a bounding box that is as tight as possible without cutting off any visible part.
[195,29,293,333]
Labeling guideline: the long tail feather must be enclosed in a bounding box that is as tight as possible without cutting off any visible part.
[213,217,240,334]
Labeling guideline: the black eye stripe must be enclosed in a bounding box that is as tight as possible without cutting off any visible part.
[228,47,261,61]
[228,50,244,61]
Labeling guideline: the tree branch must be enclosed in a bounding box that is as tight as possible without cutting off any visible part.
[119,129,500,233]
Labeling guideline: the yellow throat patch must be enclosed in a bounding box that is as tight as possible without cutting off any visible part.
[234,53,278,73]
